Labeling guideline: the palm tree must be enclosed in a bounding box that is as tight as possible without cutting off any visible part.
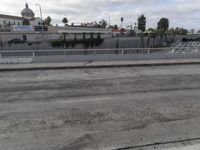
[120,17,124,28]
[62,17,68,26]
[120,17,124,36]
[137,14,146,48]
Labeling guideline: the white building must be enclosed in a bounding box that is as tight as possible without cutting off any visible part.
[0,14,23,27]
[0,3,41,29]
[0,3,111,43]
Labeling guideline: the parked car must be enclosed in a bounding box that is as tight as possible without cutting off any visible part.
[8,39,27,44]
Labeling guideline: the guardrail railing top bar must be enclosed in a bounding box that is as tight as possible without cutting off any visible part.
[0,47,200,55]
[1,47,200,59]
[0,47,183,53]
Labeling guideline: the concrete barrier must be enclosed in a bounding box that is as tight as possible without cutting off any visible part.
[0,58,33,64]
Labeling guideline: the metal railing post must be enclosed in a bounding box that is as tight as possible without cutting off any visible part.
[64,50,67,56]
[32,51,35,57]
[172,49,175,54]
[195,49,198,54]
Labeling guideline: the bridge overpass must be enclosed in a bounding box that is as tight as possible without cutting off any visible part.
[0,64,200,149]
[1,40,200,149]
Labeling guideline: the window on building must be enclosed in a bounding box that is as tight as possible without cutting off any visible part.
[14,21,16,25]
[18,22,20,25]
[3,21,6,24]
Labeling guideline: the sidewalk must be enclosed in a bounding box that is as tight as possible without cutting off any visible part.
[0,58,200,71]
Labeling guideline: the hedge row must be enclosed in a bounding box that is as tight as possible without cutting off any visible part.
[51,38,104,48]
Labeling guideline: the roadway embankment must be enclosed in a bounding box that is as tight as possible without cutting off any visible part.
[0,58,200,71]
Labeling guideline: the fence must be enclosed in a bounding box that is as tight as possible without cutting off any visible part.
[0,46,200,58]
[0,48,175,58]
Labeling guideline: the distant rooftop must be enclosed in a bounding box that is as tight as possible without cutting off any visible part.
[0,14,23,20]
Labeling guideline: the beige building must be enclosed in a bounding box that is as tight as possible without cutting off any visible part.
[58,26,112,40]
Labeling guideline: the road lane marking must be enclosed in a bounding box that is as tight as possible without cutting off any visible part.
[60,97,112,104]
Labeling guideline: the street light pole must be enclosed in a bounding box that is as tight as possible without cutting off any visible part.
[104,13,111,28]
[108,15,110,28]
[36,4,43,40]
[36,4,43,21]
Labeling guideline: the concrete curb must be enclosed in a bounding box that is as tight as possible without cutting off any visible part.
[1,59,200,71]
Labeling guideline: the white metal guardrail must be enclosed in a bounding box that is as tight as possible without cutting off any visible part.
[0,47,200,58]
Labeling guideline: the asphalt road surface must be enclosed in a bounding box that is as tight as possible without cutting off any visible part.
[1,65,200,150]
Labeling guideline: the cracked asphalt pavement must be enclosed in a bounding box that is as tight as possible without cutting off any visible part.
[1,65,200,150]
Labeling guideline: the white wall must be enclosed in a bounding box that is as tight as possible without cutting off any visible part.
[0,32,60,42]
[0,18,23,26]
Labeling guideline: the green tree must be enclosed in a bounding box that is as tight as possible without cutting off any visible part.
[113,24,118,30]
[138,15,146,32]
[173,27,188,35]
[157,18,169,46]
[168,28,175,36]
[157,18,169,31]
[99,19,107,28]
[148,28,156,34]
[62,17,68,26]
[137,14,146,48]
[157,18,169,37]
[175,27,180,35]
[179,28,188,35]
[44,16,52,26]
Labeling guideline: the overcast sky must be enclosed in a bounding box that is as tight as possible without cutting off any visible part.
[0,0,200,29]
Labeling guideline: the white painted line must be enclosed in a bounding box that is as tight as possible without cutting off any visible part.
[60,97,112,104]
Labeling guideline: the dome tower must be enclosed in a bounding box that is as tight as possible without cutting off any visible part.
[21,3,35,20]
